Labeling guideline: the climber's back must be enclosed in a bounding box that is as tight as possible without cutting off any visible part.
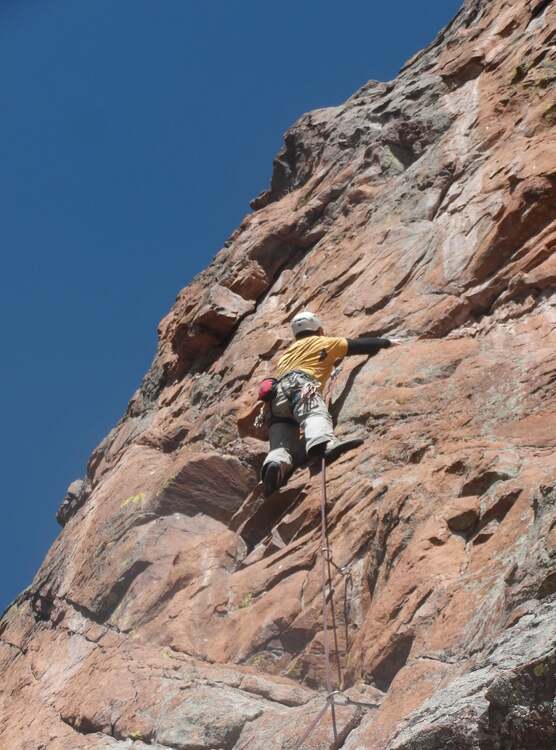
[276,333,348,392]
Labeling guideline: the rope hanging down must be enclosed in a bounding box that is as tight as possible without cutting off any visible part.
[293,366,356,750]
[293,455,353,750]
[319,454,339,742]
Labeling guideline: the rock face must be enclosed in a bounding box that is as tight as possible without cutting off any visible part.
[2,1,556,747]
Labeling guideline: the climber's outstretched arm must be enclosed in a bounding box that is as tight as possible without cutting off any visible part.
[346,337,393,356]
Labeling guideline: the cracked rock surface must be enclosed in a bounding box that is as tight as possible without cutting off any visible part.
[2,0,556,747]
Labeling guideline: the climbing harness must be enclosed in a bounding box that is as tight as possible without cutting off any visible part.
[254,370,318,429]
[277,370,321,411]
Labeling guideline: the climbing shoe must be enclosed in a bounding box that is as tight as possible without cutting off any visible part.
[324,437,364,464]
[306,439,328,460]
[262,462,281,497]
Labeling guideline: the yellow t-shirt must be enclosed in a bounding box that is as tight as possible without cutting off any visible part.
[276,336,348,390]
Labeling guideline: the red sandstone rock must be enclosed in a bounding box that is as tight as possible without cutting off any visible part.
[444,496,481,533]
[195,284,255,336]
[1,0,556,748]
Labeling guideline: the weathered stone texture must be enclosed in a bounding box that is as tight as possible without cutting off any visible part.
[1,0,555,747]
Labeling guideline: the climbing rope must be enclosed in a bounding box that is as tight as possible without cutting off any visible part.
[319,454,339,742]
[292,365,357,750]
[253,363,358,749]
[292,455,352,750]
[323,366,345,694]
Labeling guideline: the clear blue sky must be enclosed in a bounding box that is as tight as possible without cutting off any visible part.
[0,0,461,613]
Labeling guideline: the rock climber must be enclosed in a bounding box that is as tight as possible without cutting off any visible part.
[260,310,397,496]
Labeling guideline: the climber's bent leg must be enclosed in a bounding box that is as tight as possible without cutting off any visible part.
[261,382,301,493]
[294,389,336,457]
[263,422,295,473]
[262,423,299,495]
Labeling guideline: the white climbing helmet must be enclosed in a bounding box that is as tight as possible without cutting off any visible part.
[291,310,323,337]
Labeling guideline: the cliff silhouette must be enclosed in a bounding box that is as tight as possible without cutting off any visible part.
[1,0,555,747]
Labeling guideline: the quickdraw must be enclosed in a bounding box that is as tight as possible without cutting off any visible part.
[297,379,321,412]
[254,403,266,429]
